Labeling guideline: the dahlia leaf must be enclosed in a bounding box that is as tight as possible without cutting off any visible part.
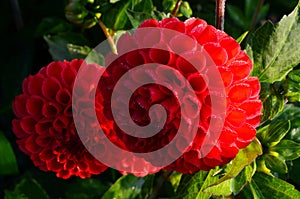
[175,169,219,199]
[67,44,105,65]
[270,139,300,160]
[209,138,262,186]
[260,82,284,122]
[203,179,232,196]
[257,120,291,146]
[169,172,182,193]
[44,32,89,61]
[12,178,50,199]
[0,131,19,175]
[252,172,300,199]
[247,0,300,83]
[236,31,249,44]
[248,181,266,199]
[284,70,300,102]
[264,154,288,174]
[230,164,255,194]
[101,174,146,199]
[101,0,154,31]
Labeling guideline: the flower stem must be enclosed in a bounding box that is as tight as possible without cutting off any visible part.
[171,0,182,16]
[97,19,117,54]
[215,0,226,30]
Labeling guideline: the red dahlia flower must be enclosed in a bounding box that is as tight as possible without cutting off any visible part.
[95,17,262,175]
[12,59,107,179]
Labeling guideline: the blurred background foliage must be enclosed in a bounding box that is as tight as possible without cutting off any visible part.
[1,0,300,198]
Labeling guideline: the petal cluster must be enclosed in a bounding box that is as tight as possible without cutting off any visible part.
[96,17,262,174]
[12,59,107,179]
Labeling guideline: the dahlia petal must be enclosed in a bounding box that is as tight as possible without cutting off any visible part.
[220,36,240,60]
[188,73,207,94]
[228,83,251,103]
[239,100,262,118]
[170,34,196,53]
[42,102,61,118]
[176,51,206,74]
[20,117,36,134]
[218,67,233,87]
[229,61,251,80]
[61,65,77,88]
[138,19,159,28]
[35,132,51,146]
[247,115,262,128]
[35,119,52,135]
[12,94,29,117]
[245,77,260,98]
[185,17,207,33]
[203,43,228,65]
[125,50,145,66]
[46,61,64,79]
[12,119,28,138]
[226,108,247,127]
[27,74,44,95]
[117,32,138,55]
[149,46,171,65]
[234,123,256,148]
[42,77,61,100]
[26,96,45,119]
[195,25,218,45]
[47,158,63,172]
[56,88,71,105]
[39,149,54,161]
[160,17,180,27]
[25,135,41,153]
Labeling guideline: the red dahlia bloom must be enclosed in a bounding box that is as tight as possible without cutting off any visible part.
[96,17,262,174]
[12,59,107,179]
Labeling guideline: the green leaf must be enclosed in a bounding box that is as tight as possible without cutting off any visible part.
[169,172,182,193]
[175,169,219,199]
[227,4,246,28]
[230,164,255,194]
[35,17,72,37]
[66,178,109,199]
[271,139,300,160]
[248,1,300,83]
[126,10,152,28]
[284,70,300,102]
[6,178,50,199]
[67,44,105,65]
[179,1,192,18]
[252,172,300,199]
[257,120,291,146]
[264,154,288,174]
[289,127,300,143]
[162,0,176,13]
[210,138,262,186]
[101,0,131,31]
[248,180,266,199]
[203,179,232,196]
[44,33,89,61]
[259,82,284,122]
[0,131,18,175]
[101,174,146,199]
[236,31,248,44]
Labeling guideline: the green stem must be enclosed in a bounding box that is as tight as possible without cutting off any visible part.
[97,19,117,54]
[215,0,226,30]
[171,0,182,16]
